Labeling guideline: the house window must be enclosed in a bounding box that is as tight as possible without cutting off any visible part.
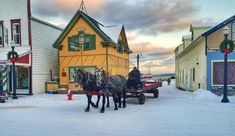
[68,34,96,51]
[117,40,124,53]
[11,19,21,45]
[193,68,195,82]
[232,22,235,41]
[68,36,80,51]
[84,34,96,51]
[0,21,4,47]
[69,66,96,82]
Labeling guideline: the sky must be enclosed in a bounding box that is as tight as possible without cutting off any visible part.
[31,0,235,74]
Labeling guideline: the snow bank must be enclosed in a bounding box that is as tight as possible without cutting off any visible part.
[193,89,218,99]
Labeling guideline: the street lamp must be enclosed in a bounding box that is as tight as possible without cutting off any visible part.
[221,26,230,103]
[77,28,85,66]
[7,41,19,99]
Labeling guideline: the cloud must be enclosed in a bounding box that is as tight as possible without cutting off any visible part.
[129,42,175,56]
[95,0,200,35]
[31,0,105,20]
[32,0,201,35]
[129,41,175,73]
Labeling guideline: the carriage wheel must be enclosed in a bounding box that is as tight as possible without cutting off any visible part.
[153,89,159,98]
[138,93,145,105]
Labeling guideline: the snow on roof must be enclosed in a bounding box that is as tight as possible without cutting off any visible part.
[0,46,30,62]
[98,24,122,44]
[191,23,218,28]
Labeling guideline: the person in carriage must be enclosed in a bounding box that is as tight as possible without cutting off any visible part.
[127,66,141,90]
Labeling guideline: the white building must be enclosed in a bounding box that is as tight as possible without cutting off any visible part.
[0,0,63,94]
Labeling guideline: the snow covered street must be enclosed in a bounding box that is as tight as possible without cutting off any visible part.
[1,80,235,136]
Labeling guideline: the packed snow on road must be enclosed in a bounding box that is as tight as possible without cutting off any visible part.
[1,80,235,136]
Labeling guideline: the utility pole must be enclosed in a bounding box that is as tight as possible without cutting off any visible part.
[137,54,140,70]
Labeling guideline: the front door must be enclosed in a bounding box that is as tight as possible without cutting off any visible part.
[16,66,29,89]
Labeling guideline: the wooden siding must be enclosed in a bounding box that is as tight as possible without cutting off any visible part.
[176,39,207,91]
[31,19,62,93]
[208,24,232,49]
[59,18,129,90]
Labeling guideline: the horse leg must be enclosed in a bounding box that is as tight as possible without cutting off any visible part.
[95,95,101,108]
[85,94,92,112]
[100,94,106,113]
[118,93,122,108]
[90,95,97,108]
[123,90,126,108]
[112,93,118,110]
[106,96,110,108]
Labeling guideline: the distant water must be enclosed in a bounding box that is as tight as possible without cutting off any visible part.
[153,73,175,81]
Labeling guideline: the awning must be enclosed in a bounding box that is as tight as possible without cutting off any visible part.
[0,46,30,64]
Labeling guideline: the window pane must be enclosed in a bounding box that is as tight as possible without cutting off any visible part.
[233,23,235,41]
[0,25,2,35]
[69,67,76,81]
[0,37,2,45]
[0,25,2,45]
[84,67,96,74]
[14,34,20,44]
[233,33,235,41]
[13,24,19,33]
[233,23,235,32]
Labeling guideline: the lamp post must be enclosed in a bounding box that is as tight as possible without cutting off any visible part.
[7,41,19,99]
[221,26,230,103]
[78,28,85,66]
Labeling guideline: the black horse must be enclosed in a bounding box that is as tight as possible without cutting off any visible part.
[94,69,110,109]
[73,68,109,112]
[95,70,127,112]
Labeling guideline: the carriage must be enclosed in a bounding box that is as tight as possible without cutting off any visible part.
[126,79,162,105]
[73,68,162,113]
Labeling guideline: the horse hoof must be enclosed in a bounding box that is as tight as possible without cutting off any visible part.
[123,104,126,108]
[118,105,121,108]
[100,110,105,113]
[114,107,118,110]
[85,109,90,112]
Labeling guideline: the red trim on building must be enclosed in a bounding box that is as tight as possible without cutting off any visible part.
[10,19,22,45]
[27,0,33,95]
[16,54,29,64]
[0,20,4,47]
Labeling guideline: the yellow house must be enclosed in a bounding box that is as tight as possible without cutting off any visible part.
[52,10,131,91]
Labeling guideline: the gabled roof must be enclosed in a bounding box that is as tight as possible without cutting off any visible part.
[52,10,130,51]
[30,16,63,31]
[190,23,217,32]
[99,25,122,44]
[202,15,235,37]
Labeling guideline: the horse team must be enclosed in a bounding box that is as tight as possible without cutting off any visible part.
[73,68,127,113]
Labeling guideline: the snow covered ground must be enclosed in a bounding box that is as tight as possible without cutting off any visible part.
[1,80,235,136]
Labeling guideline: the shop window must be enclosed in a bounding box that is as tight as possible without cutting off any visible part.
[69,66,96,82]
[11,19,21,45]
